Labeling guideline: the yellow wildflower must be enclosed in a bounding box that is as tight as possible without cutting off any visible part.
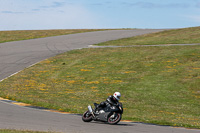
[91,86,98,89]
[84,81,100,84]
[66,80,76,84]
[81,69,91,72]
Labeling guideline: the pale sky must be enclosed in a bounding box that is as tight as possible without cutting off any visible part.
[0,0,200,31]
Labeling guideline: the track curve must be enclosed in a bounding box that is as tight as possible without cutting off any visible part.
[0,29,199,133]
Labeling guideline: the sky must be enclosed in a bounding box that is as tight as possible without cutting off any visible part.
[0,0,200,31]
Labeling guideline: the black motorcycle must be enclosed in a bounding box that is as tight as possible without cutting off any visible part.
[82,102,123,124]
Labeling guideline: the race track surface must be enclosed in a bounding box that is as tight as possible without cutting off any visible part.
[0,29,199,133]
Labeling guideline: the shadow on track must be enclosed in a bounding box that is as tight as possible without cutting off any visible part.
[90,121,134,127]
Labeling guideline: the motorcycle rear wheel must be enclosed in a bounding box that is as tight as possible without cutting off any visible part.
[82,111,93,122]
[107,113,121,124]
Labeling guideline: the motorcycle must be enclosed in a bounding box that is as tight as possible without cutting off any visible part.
[82,102,123,124]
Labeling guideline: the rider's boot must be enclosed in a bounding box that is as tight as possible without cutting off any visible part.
[94,105,100,114]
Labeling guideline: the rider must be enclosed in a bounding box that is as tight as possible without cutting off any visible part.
[95,92,121,112]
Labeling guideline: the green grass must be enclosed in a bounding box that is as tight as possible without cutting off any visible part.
[0,46,199,129]
[0,27,200,129]
[96,26,200,46]
[0,129,55,133]
[0,29,108,43]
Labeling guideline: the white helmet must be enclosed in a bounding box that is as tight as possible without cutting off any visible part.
[113,92,121,101]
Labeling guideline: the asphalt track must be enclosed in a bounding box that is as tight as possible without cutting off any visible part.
[0,29,199,133]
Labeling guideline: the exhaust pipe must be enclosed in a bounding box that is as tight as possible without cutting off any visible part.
[88,105,95,117]
[88,105,93,113]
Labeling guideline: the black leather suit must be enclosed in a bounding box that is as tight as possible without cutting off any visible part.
[96,95,119,111]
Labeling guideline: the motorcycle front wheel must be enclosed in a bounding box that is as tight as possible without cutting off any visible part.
[82,111,93,122]
[107,113,121,124]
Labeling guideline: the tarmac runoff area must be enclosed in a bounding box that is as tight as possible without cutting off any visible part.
[0,29,200,133]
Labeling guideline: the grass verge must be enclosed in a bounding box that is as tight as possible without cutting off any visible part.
[0,45,199,129]
[96,26,200,46]
[0,29,108,43]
